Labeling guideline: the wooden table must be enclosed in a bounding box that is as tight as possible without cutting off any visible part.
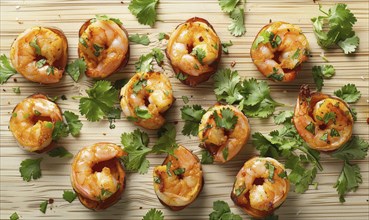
[1,0,368,219]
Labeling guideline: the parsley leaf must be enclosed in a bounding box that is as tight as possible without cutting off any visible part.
[218,0,240,13]
[221,40,233,54]
[334,161,362,202]
[79,81,119,122]
[121,129,151,174]
[180,105,206,136]
[228,7,246,37]
[332,136,369,161]
[128,0,159,27]
[213,108,238,130]
[311,4,359,54]
[143,208,164,220]
[63,190,77,203]
[129,33,150,46]
[0,54,17,84]
[63,111,83,137]
[312,65,335,91]
[201,150,214,164]
[19,158,42,182]
[209,200,242,220]
[334,84,361,103]
[152,123,178,155]
[47,147,73,158]
[10,212,19,220]
[66,58,86,82]
[40,200,48,214]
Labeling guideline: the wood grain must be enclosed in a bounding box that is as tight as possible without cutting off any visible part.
[1,0,368,219]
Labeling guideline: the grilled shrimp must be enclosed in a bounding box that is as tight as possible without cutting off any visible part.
[78,18,129,79]
[120,72,174,130]
[251,21,310,82]
[198,105,250,163]
[293,85,354,151]
[231,157,290,218]
[71,142,126,210]
[10,27,68,84]
[153,145,203,210]
[9,94,63,153]
[166,17,221,86]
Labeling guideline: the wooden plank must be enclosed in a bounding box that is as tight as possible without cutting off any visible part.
[0,0,368,219]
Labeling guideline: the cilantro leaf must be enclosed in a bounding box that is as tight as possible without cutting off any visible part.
[180,105,206,136]
[63,190,77,203]
[30,37,41,55]
[135,48,163,72]
[312,65,335,91]
[191,47,206,64]
[334,84,361,103]
[332,136,369,161]
[213,108,238,130]
[213,68,242,104]
[143,208,164,220]
[311,4,359,54]
[209,200,242,220]
[19,158,42,182]
[135,107,152,119]
[158,32,166,41]
[128,0,159,27]
[13,87,20,94]
[52,121,69,141]
[47,147,73,158]
[334,161,362,202]
[40,200,48,214]
[64,111,82,136]
[221,40,233,54]
[0,54,17,84]
[79,81,119,122]
[252,30,271,49]
[274,110,294,125]
[152,123,178,155]
[10,212,19,220]
[121,129,151,174]
[201,150,214,164]
[93,14,123,26]
[66,58,86,82]
[228,7,246,37]
[151,48,164,65]
[218,0,240,13]
[129,33,150,46]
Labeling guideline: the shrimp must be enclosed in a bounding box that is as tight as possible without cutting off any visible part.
[231,157,290,218]
[198,105,250,163]
[153,145,203,210]
[9,94,63,153]
[293,85,354,151]
[120,71,174,130]
[70,142,126,210]
[166,17,221,86]
[10,26,68,84]
[78,18,129,79]
[251,21,310,82]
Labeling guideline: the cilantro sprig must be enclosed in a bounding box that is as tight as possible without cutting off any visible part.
[209,200,242,220]
[180,105,206,136]
[129,33,151,46]
[79,80,120,122]
[312,65,335,91]
[52,111,82,141]
[135,48,164,72]
[143,208,164,220]
[213,108,238,130]
[311,4,360,54]
[92,14,123,26]
[218,0,246,37]
[19,158,43,182]
[66,58,86,82]
[334,84,361,103]
[0,54,18,84]
[129,0,159,27]
[214,68,282,118]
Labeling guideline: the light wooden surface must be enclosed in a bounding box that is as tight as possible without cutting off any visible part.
[1,0,368,219]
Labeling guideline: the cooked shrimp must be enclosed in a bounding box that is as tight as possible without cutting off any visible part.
[251,21,310,82]
[166,17,221,86]
[78,18,129,79]
[10,26,68,84]
[231,157,290,218]
[71,142,126,210]
[120,71,174,130]
[153,145,203,210]
[198,105,250,163]
[293,85,354,151]
[9,94,63,153]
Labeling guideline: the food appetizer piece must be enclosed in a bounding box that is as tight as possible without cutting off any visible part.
[71,142,126,210]
[153,145,203,211]
[78,17,129,79]
[120,71,174,129]
[293,85,354,151]
[9,94,63,153]
[231,157,290,219]
[198,105,250,163]
[251,21,310,82]
[166,17,222,86]
[10,26,68,84]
